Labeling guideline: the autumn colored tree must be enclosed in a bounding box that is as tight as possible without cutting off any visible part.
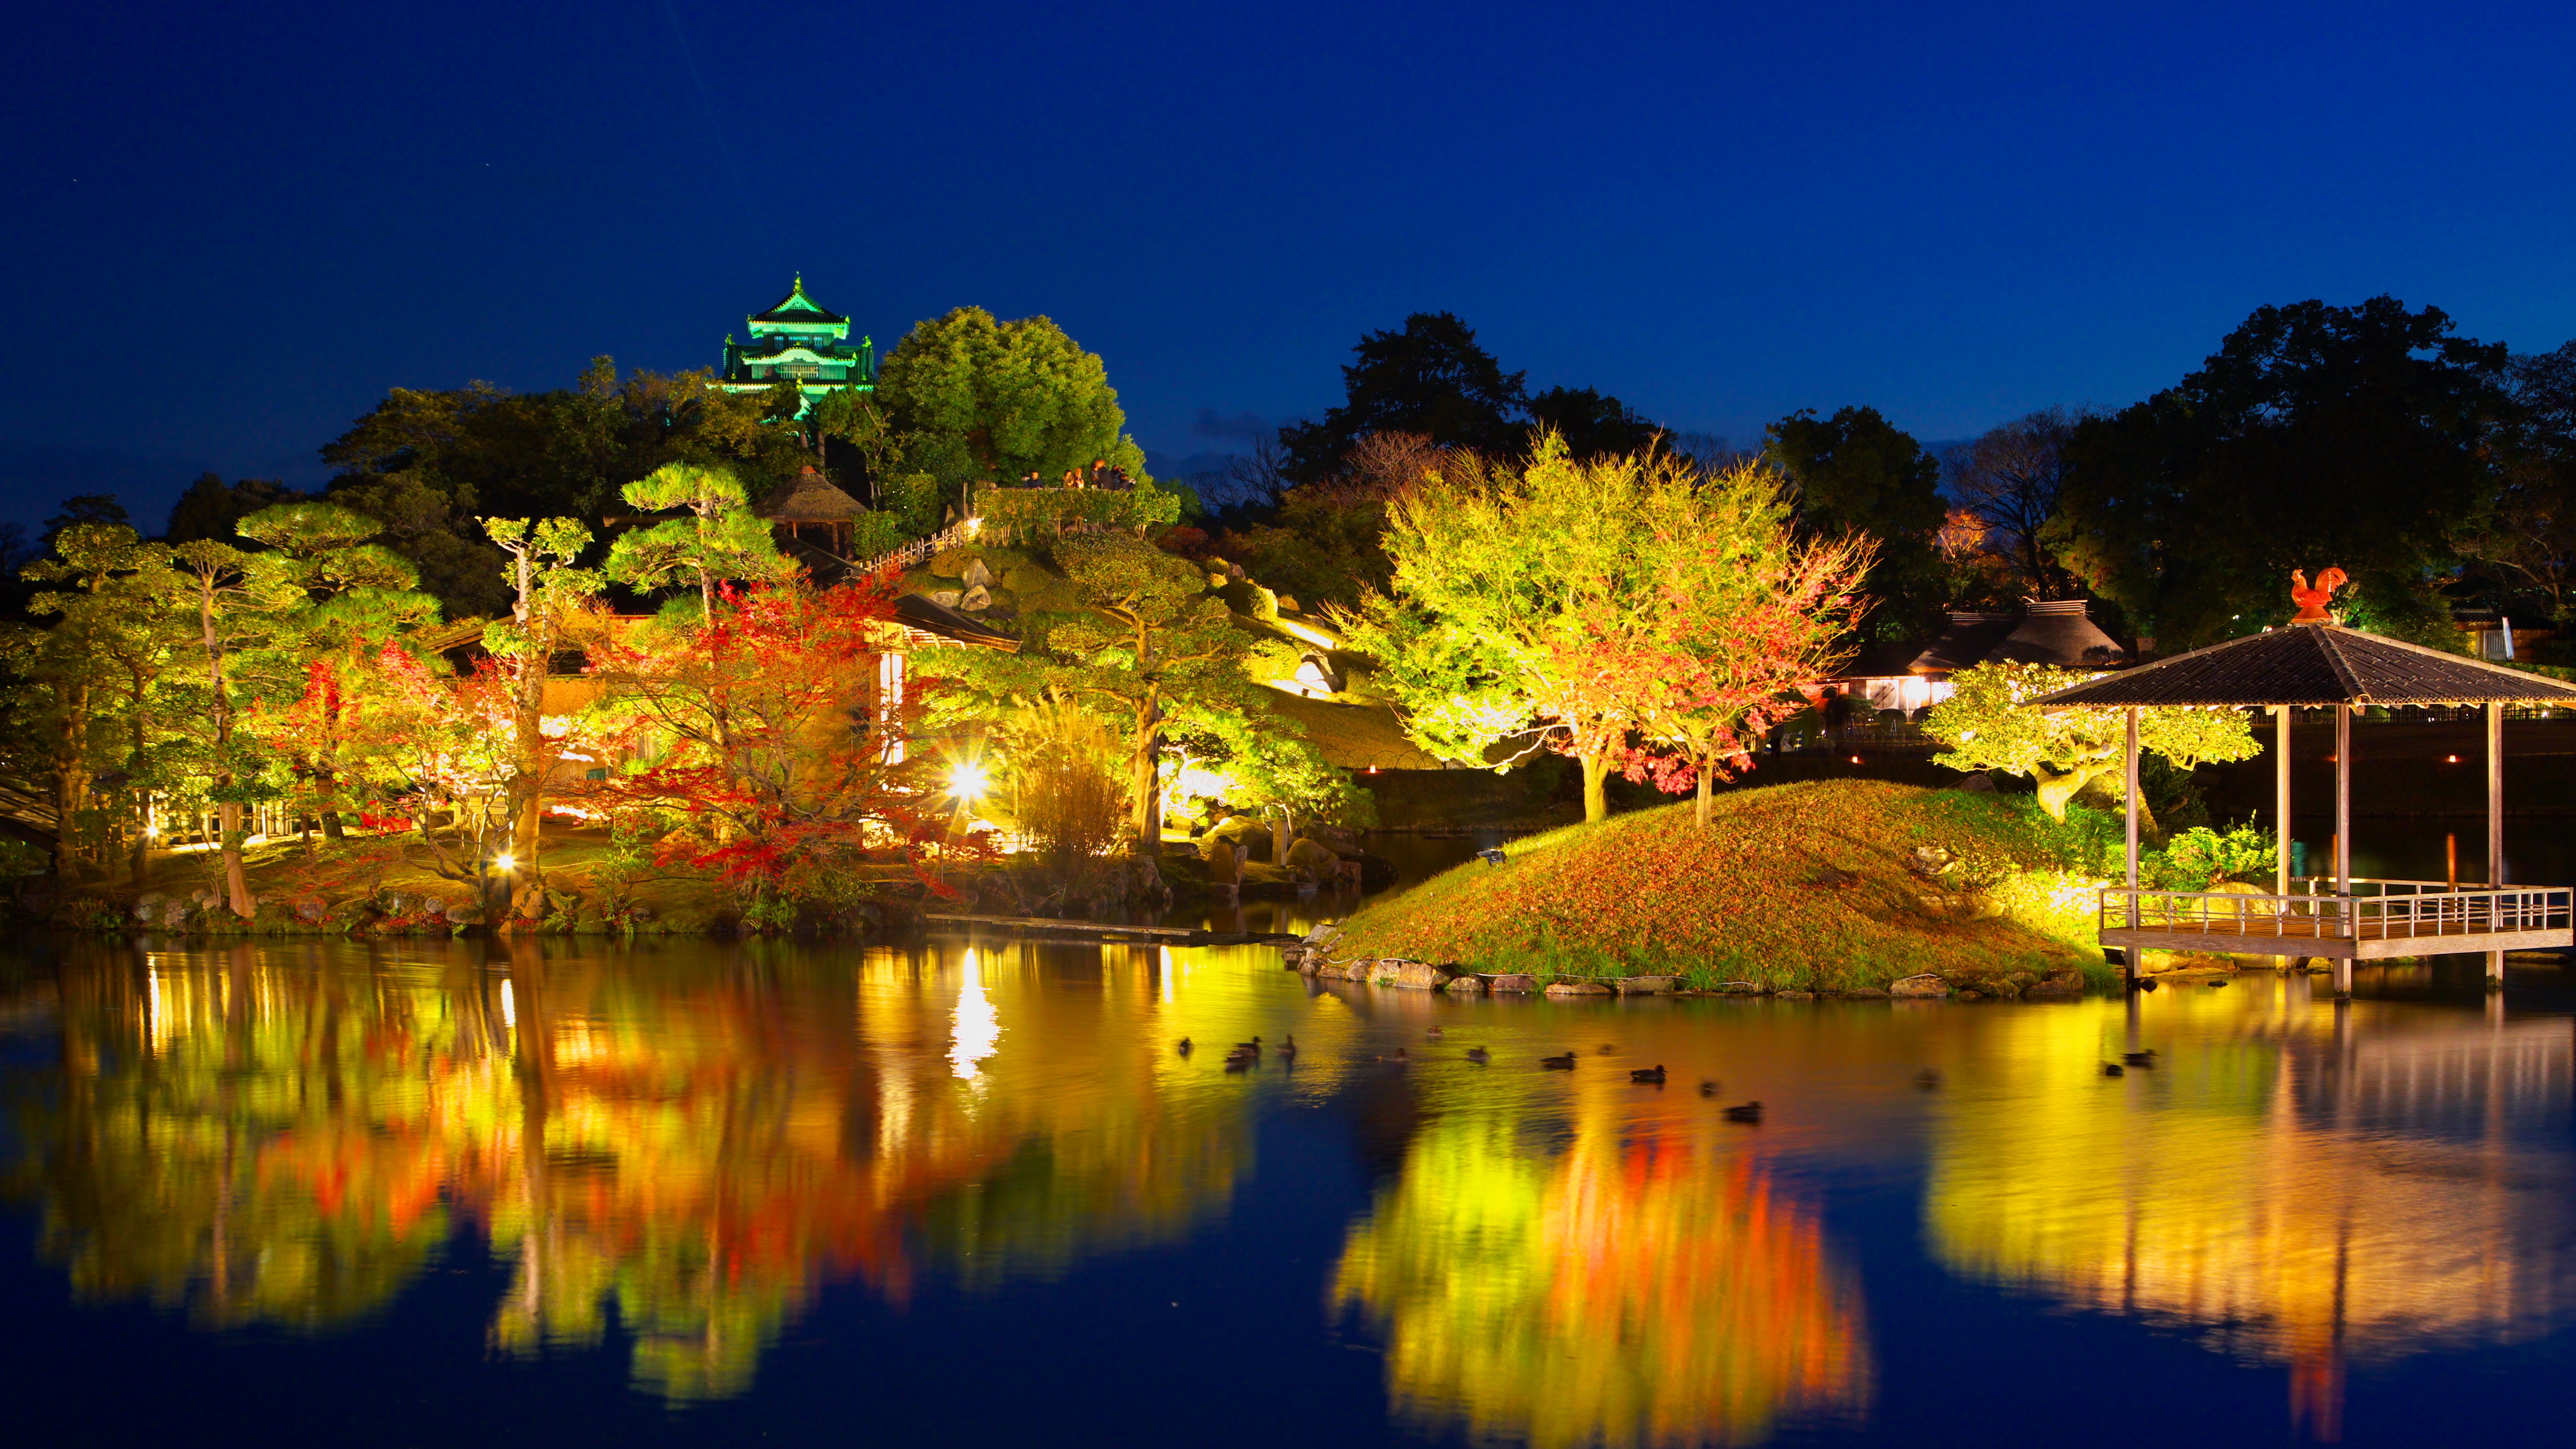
[1612,461,1876,826]
[481,518,603,901]
[1344,434,1724,823]
[584,577,933,925]
[1924,660,2260,829]
[238,501,440,840]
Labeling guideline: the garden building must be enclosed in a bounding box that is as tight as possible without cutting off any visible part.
[1824,599,2129,718]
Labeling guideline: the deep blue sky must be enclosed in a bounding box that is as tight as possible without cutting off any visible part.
[6,0,2575,531]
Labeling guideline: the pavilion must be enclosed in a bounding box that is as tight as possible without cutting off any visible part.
[757,465,866,555]
[2026,585,2576,997]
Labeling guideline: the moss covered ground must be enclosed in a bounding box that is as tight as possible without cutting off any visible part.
[1332,780,2114,992]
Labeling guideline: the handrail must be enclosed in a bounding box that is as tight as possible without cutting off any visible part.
[2097,883,2575,942]
[853,517,980,579]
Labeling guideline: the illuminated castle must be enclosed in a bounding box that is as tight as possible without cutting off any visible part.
[716,275,875,416]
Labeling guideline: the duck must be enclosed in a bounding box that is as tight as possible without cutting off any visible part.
[1539,1052,1578,1070]
[1629,1064,1667,1084]
[2101,1063,2125,1077]
[1224,1054,1252,1073]
[1598,1043,1618,1055]
[2121,1050,2157,1068]
[2137,978,2160,992]
[1176,1037,1192,1056]
[1235,1035,1264,1057]
[1378,1047,1410,1064]
[1698,1080,1718,1098]
[1425,1026,1445,1039]
[1915,1068,1941,1091]
[1721,1101,1764,1123]
[1465,1046,1490,1064]
[1277,1034,1298,1058]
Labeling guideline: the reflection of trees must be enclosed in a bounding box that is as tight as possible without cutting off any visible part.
[8,937,1253,1403]
[1925,1000,2576,1440]
[1333,1089,1870,1449]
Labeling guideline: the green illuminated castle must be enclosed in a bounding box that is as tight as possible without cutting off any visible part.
[716,276,875,416]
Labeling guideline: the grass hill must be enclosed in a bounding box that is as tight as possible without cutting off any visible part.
[1333,779,2108,993]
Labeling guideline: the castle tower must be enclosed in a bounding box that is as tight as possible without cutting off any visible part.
[716,275,875,416]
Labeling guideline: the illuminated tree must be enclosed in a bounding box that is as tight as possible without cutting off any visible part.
[18,523,171,877]
[875,306,1149,499]
[159,540,303,915]
[238,500,439,840]
[1924,660,2259,828]
[604,461,792,619]
[1346,434,1850,825]
[482,517,603,899]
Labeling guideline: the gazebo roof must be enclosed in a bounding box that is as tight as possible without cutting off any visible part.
[2027,622,2576,709]
[756,466,865,523]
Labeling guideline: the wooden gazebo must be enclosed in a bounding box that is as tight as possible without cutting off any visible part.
[757,465,866,554]
[2027,587,2576,998]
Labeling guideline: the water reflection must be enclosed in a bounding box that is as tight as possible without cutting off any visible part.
[1333,1078,1871,1448]
[8,935,1258,1401]
[1924,976,2576,1440]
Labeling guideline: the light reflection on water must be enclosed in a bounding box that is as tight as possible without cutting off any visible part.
[0,935,2570,1445]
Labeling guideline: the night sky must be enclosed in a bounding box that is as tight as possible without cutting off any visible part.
[6,0,2574,531]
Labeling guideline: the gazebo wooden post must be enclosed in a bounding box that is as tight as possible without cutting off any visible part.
[2333,704,2353,999]
[2124,706,2141,988]
[2275,704,2293,970]
[2488,701,2505,986]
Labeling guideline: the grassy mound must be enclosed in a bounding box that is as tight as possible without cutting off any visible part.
[1335,780,2107,992]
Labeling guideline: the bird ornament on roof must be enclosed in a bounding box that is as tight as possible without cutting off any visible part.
[2289,567,2347,625]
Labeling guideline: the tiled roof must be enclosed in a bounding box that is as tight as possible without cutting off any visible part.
[2027,624,2576,708]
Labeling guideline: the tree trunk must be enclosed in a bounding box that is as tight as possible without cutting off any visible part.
[1129,702,1163,850]
[1273,806,1293,864]
[2036,762,2161,837]
[218,800,252,917]
[1695,759,1714,828]
[1581,753,1612,824]
[51,678,91,878]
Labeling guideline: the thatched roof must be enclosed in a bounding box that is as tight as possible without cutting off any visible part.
[757,466,864,523]
[2027,623,2576,709]
[1911,612,2019,673]
[1990,599,2127,668]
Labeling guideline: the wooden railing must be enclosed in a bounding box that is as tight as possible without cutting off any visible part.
[2098,883,2574,942]
[853,517,979,578]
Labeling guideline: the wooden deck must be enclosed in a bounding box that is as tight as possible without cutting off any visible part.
[2097,881,2575,961]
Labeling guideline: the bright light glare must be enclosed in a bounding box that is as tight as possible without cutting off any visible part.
[495,853,516,871]
[949,762,990,800]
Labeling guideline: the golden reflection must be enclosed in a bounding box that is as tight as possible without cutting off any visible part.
[1334,1082,1871,1448]
[7,936,1257,1402]
[1925,984,2576,1440]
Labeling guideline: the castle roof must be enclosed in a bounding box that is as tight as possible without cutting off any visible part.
[749,275,846,326]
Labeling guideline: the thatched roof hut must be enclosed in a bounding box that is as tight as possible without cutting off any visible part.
[1989,599,2127,668]
[758,466,864,525]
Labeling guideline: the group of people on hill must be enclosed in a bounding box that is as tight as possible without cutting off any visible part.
[1011,459,1132,491]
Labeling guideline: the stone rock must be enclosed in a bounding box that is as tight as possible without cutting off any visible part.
[444,900,482,926]
[1286,837,1340,871]
[928,589,962,607]
[1441,974,1486,993]
[2024,982,2084,1000]
[960,557,992,588]
[1954,989,1983,1000]
[132,892,167,922]
[1482,973,1538,993]
[293,894,328,923]
[1836,987,1892,998]
[1301,921,1343,947]
[2203,880,2274,918]
[1543,980,1611,996]
[1905,845,1956,878]
[1890,973,1950,997]
[1373,959,1449,990]
[1614,975,1676,995]
[1776,989,1816,999]
[1956,772,1998,794]
[959,584,992,612]
[2041,967,2086,988]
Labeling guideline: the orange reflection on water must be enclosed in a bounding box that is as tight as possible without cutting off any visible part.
[1924,980,2576,1440]
[1335,1080,1870,1448]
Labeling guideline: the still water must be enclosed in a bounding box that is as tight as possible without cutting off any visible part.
[1,932,2570,1447]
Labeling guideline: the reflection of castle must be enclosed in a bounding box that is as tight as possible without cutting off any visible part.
[1926,993,2576,1442]
[11,938,1251,1401]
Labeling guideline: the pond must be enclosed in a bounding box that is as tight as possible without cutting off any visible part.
[0,931,2569,1448]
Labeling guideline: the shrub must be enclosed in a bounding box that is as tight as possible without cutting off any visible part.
[1008,695,1129,866]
